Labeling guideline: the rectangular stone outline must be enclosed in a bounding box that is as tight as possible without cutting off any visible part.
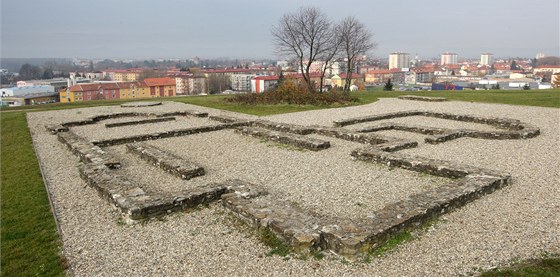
[46,110,209,134]
[52,116,243,222]
[126,142,205,180]
[105,117,176,128]
[222,146,511,260]
[235,126,331,151]
[398,95,447,102]
[79,162,228,222]
[51,113,515,259]
[92,122,250,147]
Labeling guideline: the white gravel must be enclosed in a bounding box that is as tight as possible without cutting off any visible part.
[27,98,560,276]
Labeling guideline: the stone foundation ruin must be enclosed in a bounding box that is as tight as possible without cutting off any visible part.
[46,106,540,260]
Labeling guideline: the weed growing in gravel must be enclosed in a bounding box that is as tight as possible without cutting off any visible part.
[222,213,295,258]
[364,217,445,263]
[259,228,292,257]
[370,231,413,258]
[312,251,325,260]
[262,140,307,152]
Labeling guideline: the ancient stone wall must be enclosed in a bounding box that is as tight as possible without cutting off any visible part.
[48,108,538,259]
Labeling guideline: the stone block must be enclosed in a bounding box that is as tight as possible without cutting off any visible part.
[236,126,330,151]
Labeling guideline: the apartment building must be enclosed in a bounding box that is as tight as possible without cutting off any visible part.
[365,69,405,84]
[230,74,255,92]
[175,75,207,95]
[480,53,493,66]
[119,82,151,99]
[441,52,458,65]
[389,52,410,69]
[144,77,176,97]
[61,83,121,102]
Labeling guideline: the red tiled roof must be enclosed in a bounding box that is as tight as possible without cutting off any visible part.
[253,75,279,81]
[444,64,461,69]
[118,81,147,89]
[366,68,402,74]
[69,83,115,92]
[535,65,560,68]
[285,72,323,79]
[202,68,254,74]
[69,83,101,92]
[338,73,361,79]
[143,77,176,87]
[411,68,435,73]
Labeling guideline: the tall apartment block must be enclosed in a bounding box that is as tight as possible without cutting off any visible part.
[389,52,410,69]
[440,52,458,65]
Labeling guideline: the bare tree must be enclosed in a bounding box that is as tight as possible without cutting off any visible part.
[338,16,376,93]
[207,73,231,94]
[318,30,342,92]
[272,7,333,92]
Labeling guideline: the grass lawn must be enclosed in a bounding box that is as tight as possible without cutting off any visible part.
[479,255,560,276]
[1,112,66,276]
[356,89,560,108]
[3,88,559,115]
[0,88,558,276]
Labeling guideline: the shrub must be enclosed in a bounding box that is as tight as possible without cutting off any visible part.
[226,81,356,105]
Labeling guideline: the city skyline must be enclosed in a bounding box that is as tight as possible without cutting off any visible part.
[1,0,558,60]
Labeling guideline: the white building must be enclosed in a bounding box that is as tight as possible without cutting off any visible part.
[441,52,458,65]
[251,76,279,93]
[175,76,207,95]
[480,53,493,66]
[389,52,410,70]
[1,85,55,97]
[230,74,255,92]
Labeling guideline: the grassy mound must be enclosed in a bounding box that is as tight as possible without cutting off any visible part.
[225,82,356,105]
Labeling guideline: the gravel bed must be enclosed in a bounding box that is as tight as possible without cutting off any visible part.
[107,145,209,195]
[369,130,430,146]
[147,130,447,220]
[27,98,560,276]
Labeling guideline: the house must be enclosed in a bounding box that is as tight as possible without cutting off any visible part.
[174,74,207,95]
[405,68,435,85]
[143,77,176,97]
[61,83,122,102]
[251,76,279,93]
[365,69,404,84]
[251,72,328,93]
[119,81,151,99]
[533,65,560,74]
[330,73,362,88]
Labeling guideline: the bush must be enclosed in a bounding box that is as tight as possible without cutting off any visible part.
[226,81,356,105]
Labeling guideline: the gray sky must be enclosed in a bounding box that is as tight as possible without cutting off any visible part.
[1,0,559,60]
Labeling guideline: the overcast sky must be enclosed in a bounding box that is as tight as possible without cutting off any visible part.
[1,0,558,60]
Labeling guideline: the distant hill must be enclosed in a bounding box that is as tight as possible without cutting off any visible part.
[0,58,73,72]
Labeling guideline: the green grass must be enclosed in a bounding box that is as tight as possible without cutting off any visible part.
[258,228,292,257]
[355,89,560,108]
[3,88,558,115]
[369,231,414,259]
[479,256,560,277]
[1,112,67,276]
